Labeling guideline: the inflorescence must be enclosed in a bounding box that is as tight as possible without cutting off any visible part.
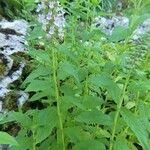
[36,0,65,39]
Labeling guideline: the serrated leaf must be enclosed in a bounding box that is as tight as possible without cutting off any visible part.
[103,61,115,75]
[108,26,129,42]
[29,49,51,65]
[27,24,46,40]
[39,138,51,150]
[22,65,50,86]
[61,96,86,110]
[89,74,121,103]
[85,126,111,138]
[0,111,32,127]
[65,126,91,143]
[10,129,33,150]
[73,140,106,150]
[37,108,58,126]
[121,109,150,150]
[113,138,130,150]
[28,108,57,144]
[25,79,50,92]
[0,132,18,145]
[57,61,79,82]
[29,91,50,101]
[35,125,53,144]
[82,96,103,109]
[75,110,112,126]
[125,101,136,109]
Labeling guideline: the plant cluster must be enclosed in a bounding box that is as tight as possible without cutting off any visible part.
[0,0,150,150]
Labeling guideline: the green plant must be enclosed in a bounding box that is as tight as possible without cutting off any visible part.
[0,0,150,150]
[0,131,18,145]
[0,0,22,19]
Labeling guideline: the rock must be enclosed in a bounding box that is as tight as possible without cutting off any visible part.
[0,19,29,111]
[132,18,150,41]
[93,16,129,35]
[0,20,27,35]
[93,16,150,41]
[0,20,27,55]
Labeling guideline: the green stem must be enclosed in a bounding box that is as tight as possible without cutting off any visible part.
[109,74,130,150]
[52,48,65,150]
[32,131,36,150]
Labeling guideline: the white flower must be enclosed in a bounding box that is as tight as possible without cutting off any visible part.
[46,12,52,20]
[36,3,43,12]
[56,1,61,7]
[41,1,46,9]
[36,0,65,39]
[54,15,65,27]
[49,26,55,35]
[56,7,65,15]
[48,2,54,9]
[38,14,45,23]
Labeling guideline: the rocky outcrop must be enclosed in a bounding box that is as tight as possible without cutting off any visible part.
[0,20,29,112]
[93,16,150,41]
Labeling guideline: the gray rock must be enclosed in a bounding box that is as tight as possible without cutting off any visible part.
[93,16,150,41]
[93,16,129,35]
[0,19,29,110]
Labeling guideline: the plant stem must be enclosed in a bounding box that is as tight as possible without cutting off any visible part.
[109,74,130,150]
[32,131,36,150]
[52,48,65,150]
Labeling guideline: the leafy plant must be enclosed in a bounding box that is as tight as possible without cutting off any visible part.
[0,0,150,150]
[0,132,18,145]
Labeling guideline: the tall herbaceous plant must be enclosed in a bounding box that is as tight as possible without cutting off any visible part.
[0,0,149,150]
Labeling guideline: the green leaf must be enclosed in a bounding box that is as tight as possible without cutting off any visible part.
[27,24,46,40]
[75,110,112,126]
[27,108,58,144]
[29,49,51,65]
[82,96,103,109]
[61,96,86,110]
[65,126,91,143]
[25,79,51,92]
[103,61,115,75]
[108,26,129,42]
[57,61,79,82]
[121,109,150,150]
[0,132,18,145]
[10,129,33,150]
[73,140,106,150]
[22,65,50,87]
[39,138,51,150]
[89,74,121,103]
[0,111,32,128]
[113,138,130,150]
[35,125,53,144]
[36,108,58,126]
[29,91,50,101]
[91,0,99,6]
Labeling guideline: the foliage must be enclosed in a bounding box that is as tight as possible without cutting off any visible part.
[0,0,150,150]
[0,0,22,19]
[0,131,18,145]
[0,0,36,19]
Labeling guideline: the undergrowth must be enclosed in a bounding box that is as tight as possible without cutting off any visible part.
[0,0,150,150]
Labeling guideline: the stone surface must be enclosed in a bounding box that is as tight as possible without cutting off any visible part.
[0,19,29,112]
[93,16,129,35]
[132,18,150,41]
[93,16,150,41]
